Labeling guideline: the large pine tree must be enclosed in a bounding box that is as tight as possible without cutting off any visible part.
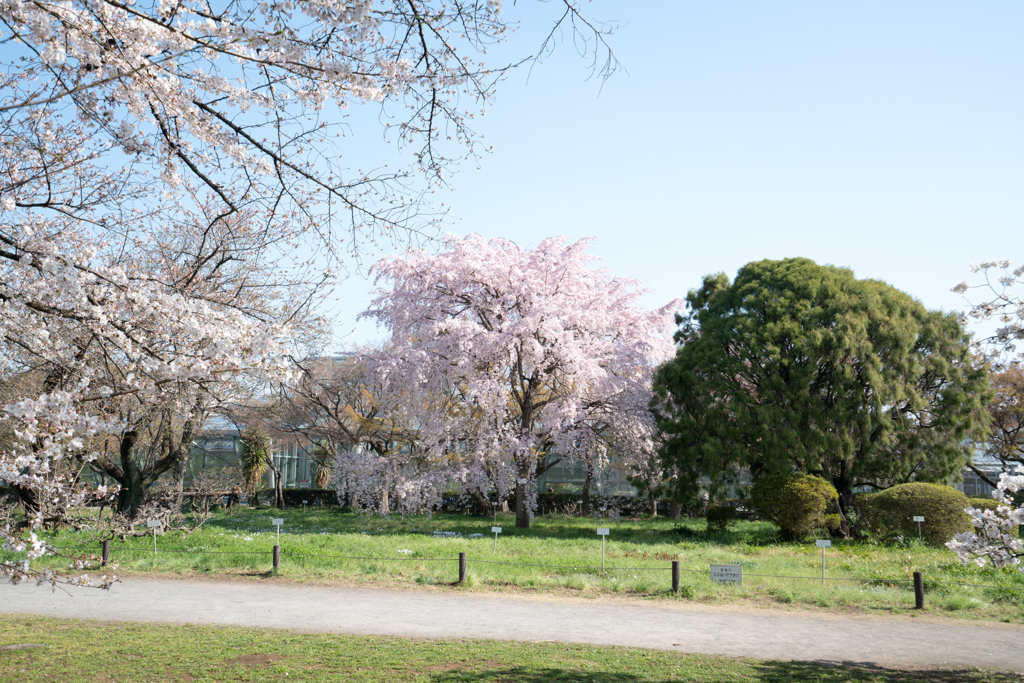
[653,258,990,534]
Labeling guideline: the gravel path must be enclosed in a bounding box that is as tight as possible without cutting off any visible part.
[2,576,1023,672]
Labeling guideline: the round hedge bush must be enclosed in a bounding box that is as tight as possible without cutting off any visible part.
[705,504,739,533]
[750,473,840,540]
[855,483,972,546]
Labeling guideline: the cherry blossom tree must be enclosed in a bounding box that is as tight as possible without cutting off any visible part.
[952,260,1024,369]
[271,353,420,513]
[362,234,680,528]
[947,261,1024,570]
[947,466,1024,571]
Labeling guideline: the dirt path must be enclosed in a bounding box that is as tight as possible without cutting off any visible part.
[2,575,1022,672]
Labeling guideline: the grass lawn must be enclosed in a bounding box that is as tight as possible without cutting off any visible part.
[0,615,1019,683]
[10,507,1024,623]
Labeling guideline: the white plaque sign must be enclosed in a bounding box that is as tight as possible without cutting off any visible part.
[146,520,160,528]
[912,516,924,522]
[491,527,502,533]
[710,564,742,584]
[596,528,610,536]
[816,540,832,548]
[272,518,284,526]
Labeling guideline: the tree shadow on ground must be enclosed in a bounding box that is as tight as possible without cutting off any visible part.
[425,660,1020,682]
[750,660,1021,682]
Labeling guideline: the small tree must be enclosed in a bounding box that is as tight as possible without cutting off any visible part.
[241,427,282,510]
[308,443,334,490]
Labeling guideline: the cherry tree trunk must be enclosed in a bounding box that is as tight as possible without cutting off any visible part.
[514,456,534,528]
[514,479,530,528]
[581,466,594,517]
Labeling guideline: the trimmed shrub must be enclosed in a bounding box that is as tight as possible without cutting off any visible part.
[750,473,840,540]
[856,483,972,546]
[967,496,1004,513]
[705,504,739,533]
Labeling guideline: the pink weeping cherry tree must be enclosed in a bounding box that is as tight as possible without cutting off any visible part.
[360,234,680,528]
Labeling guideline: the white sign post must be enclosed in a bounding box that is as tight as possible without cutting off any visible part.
[709,564,743,585]
[912,516,925,541]
[491,526,502,554]
[597,528,610,570]
[272,518,284,547]
[302,499,308,512]
[816,539,831,586]
[147,519,160,554]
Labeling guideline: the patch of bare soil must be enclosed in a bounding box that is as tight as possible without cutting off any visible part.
[223,653,293,666]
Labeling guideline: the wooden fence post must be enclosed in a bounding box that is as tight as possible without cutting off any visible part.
[913,571,924,609]
[672,560,680,593]
[273,545,281,571]
[101,540,110,567]
[458,552,467,583]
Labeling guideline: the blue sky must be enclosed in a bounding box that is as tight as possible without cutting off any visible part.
[331,1,1024,347]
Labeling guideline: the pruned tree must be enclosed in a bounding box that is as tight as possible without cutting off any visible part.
[363,234,679,528]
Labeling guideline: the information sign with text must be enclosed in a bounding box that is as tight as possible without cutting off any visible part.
[710,564,743,584]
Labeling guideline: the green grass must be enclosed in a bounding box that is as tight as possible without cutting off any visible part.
[0,615,1018,683]
[10,507,1024,622]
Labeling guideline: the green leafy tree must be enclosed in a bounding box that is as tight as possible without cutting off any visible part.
[653,258,990,535]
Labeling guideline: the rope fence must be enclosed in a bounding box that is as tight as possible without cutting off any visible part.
[32,538,1023,608]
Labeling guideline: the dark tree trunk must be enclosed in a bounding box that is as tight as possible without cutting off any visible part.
[649,495,658,518]
[10,484,39,517]
[470,489,493,517]
[581,463,594,517]
[514,482,529,528]
[830,460,855,538]
[169,400,203,502]
[266,456,285,510]
[514,458,531,528]
[115,430,147,518]
[670,499,682,520]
